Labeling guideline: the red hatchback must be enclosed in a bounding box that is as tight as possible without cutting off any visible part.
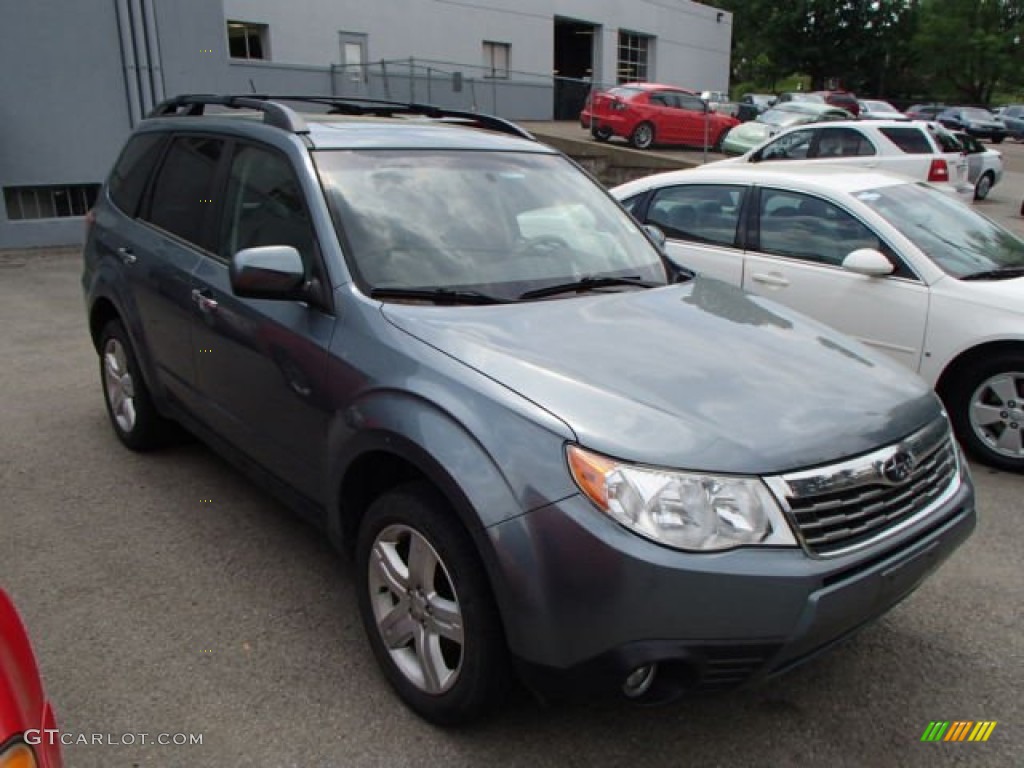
[580,82,739,150]
[0,589,62,768]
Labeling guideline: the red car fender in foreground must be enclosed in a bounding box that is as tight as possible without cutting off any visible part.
[0,589,61,768]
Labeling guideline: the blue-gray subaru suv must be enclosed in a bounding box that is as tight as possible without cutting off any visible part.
[82,95,976,725]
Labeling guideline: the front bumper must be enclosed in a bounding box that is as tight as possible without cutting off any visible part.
[489,473,974,699]
[965,126,1007,141]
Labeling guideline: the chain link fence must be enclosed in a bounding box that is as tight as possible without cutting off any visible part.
[329,57,612,121]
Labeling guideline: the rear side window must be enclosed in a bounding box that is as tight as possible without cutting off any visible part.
[143,136,225,247]
[813,127,876,157]
[677,94,705,112]
[107,133,166,216]
[644,184,746,247]
[879,127,932,154]
[928,125,962,153]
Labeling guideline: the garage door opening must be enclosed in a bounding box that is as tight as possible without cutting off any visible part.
[553,17,597,120]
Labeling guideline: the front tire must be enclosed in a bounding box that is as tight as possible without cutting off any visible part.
[97,320,172,451]
[591,125,612,142]
[629,122,655,150]
[974,171,994,201]
[355,483,509,725]
[946,352,1024,472]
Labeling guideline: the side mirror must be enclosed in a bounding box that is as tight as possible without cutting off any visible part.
[842,248,894,277]
[749,149,763,163]
[230,245,306,300]
[643,224,668,252]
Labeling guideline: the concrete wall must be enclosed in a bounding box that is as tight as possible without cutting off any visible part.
[223,0,732,91]
[0,0,229,248]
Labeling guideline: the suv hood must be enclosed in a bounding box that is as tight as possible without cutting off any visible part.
[382,278,939,474]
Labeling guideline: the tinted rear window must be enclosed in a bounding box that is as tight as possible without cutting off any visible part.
[607,87,645,100]
[108,133,166,216]
[879,127,932,154]
[144,136,224,247]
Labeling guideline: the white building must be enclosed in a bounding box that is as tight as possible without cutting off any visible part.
[0,0,731,248]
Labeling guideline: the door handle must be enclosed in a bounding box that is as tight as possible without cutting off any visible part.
[116,246,137,265]
[191,288,219,314]
[750,272,790,287]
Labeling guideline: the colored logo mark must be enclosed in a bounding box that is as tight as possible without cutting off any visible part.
[921,721,997,742]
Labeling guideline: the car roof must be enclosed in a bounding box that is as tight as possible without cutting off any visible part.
[302,116,550,151]
[617,82,699,95]
[615,164,913,198]
[140,95,554,153]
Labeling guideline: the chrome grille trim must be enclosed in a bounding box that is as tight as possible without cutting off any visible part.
[764,417,962,558]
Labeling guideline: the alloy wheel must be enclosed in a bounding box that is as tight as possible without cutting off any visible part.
[969,372,1024,460]
[103,337,137,433]
[367,524,465,695]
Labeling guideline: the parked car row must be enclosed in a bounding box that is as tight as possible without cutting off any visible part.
[583,83,1022,156]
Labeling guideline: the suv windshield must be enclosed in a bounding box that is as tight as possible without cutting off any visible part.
[855,183,1024,277]
[314,149,668,299]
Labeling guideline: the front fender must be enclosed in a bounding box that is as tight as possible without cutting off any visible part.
[326,388,575,537]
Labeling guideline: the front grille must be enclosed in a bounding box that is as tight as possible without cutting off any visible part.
[768,418,960,557]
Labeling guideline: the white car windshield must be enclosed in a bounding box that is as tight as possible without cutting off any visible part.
[760,107,818,127]
[314,150,669,299]
[855,183,1024,278]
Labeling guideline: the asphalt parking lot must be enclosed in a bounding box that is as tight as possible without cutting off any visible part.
[1,243,1022,766]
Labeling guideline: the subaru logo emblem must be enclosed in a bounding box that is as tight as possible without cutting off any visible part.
[882,451,915,484]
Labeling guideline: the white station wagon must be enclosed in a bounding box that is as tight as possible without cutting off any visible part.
[713,120,971,195]
[614,165,1024,471]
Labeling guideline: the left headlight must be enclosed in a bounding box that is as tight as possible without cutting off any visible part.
[567,444,797,552]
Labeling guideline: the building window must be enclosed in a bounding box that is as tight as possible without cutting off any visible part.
[617,31,650,84]
[483,41,510,79]
[227,21,268,60]
[4,185,100,220]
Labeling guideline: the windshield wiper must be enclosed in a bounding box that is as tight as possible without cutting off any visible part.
[518,275,662,300]
[960,266,1024,281]
[369,287,511,304]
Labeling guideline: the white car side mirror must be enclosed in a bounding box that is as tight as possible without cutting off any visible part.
[842,248,894,276]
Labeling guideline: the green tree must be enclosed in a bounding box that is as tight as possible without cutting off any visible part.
[718,0,919,95]
[913,0,1024,103]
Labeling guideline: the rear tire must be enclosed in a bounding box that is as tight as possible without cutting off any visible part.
[974,172,994,201]
[630,122,655,150]
[945,352,1024,472]
[97,320,173,451]
[992,136,1005,145]
[355,482,510,725]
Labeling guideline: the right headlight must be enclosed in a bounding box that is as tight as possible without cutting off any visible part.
[568,444,797,552]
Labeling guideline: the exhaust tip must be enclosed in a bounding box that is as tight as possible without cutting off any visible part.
[622,663,658,699]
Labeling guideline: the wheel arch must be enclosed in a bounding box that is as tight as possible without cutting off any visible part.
[330,428,520,643]
[935,339,1024,401]
[88,296,122,352]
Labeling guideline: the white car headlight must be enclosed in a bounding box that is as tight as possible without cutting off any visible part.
[567,444,797,552]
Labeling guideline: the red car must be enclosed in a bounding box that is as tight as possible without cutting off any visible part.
[0,589,62,768]
[811,90,860,116]
[580,82,739,150]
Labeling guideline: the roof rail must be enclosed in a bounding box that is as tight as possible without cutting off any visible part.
[148,94,534,141]
[148,95,308,133]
